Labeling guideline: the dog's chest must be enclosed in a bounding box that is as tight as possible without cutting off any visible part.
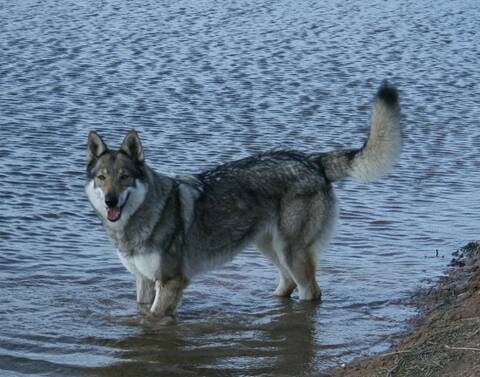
[117,249,161,280]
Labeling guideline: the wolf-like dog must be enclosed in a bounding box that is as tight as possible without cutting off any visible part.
[86,83,401,320]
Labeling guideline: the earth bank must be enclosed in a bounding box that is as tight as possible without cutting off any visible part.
[323,242,480,377]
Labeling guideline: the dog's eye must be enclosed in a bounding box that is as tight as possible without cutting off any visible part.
[97,175,106,181]
[120,174,130,181]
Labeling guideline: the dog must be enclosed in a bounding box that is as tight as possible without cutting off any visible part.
[85,83,401,320]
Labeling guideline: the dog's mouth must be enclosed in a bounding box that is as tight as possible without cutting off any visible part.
[106,193,129,222]
[107,207,122,222]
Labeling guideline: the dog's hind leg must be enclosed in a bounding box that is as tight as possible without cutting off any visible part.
[150,276,188,319]
[256,234,297,297]
[276,191,336,301]
[281,246,321,301]
[136,275,155,306]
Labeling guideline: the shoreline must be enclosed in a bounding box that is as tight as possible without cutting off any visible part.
[323,241,480,377]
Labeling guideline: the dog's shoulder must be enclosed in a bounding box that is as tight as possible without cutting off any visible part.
[174,175,203,231]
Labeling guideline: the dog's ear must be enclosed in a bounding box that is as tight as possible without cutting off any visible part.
[87,131,108,166]
[120,130,144,163]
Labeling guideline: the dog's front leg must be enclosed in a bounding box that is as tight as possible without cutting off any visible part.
[136,275,155,308]
[150,276,188,319]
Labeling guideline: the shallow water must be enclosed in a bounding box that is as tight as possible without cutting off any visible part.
[1,0,479,376]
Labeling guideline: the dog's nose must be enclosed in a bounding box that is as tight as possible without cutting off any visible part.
[105,193,118,208]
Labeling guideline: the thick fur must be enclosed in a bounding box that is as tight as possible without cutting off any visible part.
[311,84,401,182]
[85,83,401,319]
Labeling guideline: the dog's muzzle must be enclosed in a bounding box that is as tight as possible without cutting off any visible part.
[106,193,129,222]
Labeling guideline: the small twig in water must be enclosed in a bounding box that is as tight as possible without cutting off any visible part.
[379,350,412,358]
[460,316,480,322]
[445,345,480,351]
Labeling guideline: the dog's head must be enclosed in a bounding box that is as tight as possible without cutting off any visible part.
[85,130,147,225]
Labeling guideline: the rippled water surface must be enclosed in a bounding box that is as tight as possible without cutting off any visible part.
[1,0,480,376]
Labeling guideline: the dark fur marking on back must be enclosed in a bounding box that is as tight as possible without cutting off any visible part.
[197,149,326,185]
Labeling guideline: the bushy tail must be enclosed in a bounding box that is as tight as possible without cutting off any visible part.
[312,83,401,182]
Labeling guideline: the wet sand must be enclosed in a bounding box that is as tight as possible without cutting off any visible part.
[324,242,480,377]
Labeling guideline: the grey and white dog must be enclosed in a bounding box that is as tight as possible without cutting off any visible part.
[86,83,401,320]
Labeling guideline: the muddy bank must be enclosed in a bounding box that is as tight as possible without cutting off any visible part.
[324,242,480,377]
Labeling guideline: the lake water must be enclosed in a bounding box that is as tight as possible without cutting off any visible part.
[1,0,479,376]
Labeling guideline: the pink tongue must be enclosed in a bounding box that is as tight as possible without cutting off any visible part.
[107,207,121,222]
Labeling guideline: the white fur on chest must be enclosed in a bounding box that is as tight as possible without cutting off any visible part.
[117,250,161,281]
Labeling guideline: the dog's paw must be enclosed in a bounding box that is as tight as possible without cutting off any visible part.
[273,278,297,297]
[298,285,322,301]
[273,286,295,297]
[141,312,176,326]
[157,315,176,325]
